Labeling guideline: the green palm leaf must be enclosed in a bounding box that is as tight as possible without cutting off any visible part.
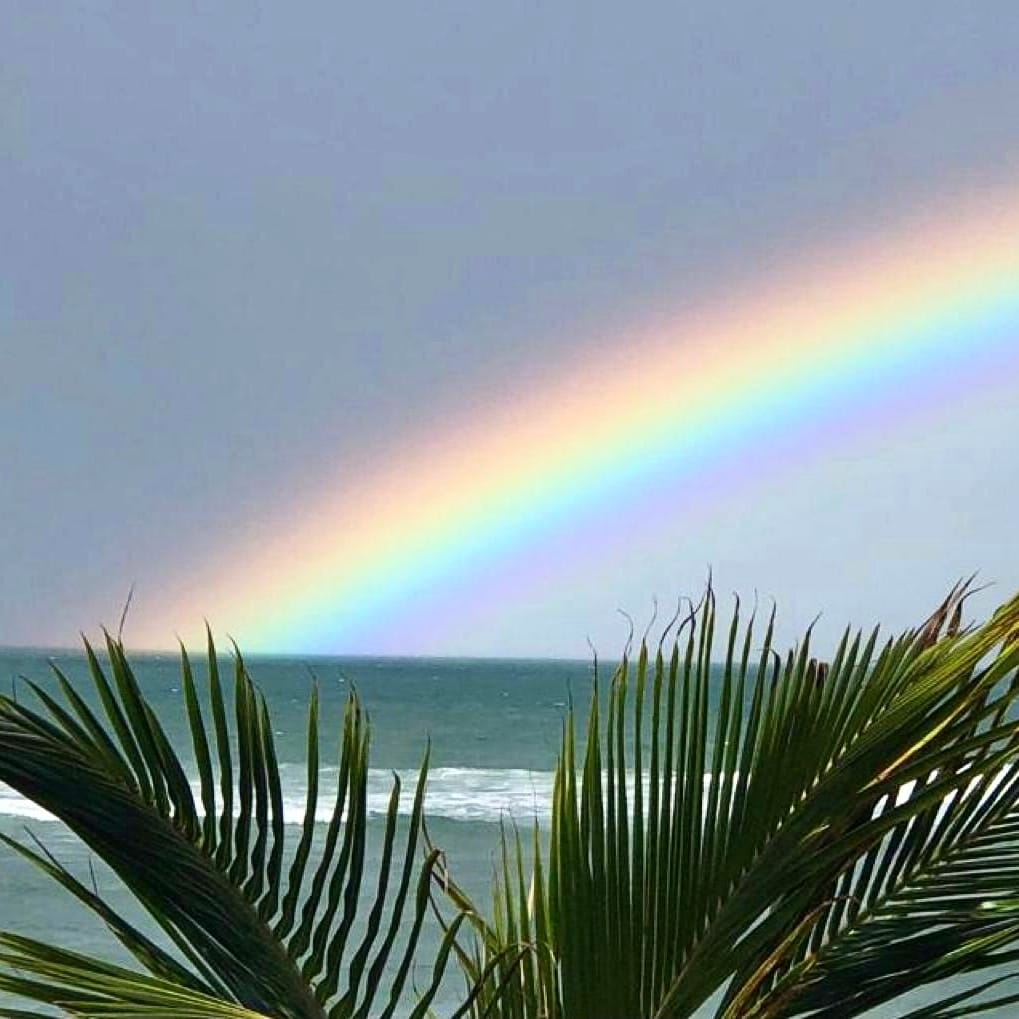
[438,585,1019,1018]
[0,933,271,1019]
[0,631,460,1019]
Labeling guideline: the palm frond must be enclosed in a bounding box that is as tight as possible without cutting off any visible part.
[0,631,460,1019]
[438,585,1019,1019]
[0,933,269,1019]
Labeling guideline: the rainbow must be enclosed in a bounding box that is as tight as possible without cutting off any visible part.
[137,190,1019,653]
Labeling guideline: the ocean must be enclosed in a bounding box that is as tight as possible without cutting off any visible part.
[0,648,1010,1018]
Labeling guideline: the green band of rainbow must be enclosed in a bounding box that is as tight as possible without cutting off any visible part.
[137,192,1019,653]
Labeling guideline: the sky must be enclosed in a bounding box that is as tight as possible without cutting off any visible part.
[3,2,1019,657]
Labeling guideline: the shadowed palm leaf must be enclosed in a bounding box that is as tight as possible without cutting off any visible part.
[437,585,1019,1018]
[0,631,463,1019]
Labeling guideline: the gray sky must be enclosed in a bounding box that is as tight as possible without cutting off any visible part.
[3,2,1019,656]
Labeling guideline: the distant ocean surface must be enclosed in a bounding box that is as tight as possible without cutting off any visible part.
[0,649,1010,1017]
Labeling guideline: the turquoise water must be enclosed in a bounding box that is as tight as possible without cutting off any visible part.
[0,649,1010,1017]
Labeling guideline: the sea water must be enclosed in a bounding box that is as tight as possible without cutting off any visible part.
[0,649,1010,1017]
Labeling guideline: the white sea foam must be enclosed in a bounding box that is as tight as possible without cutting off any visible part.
[0,790,55,822]
[361,767,556,822]
[0,768,559,825]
